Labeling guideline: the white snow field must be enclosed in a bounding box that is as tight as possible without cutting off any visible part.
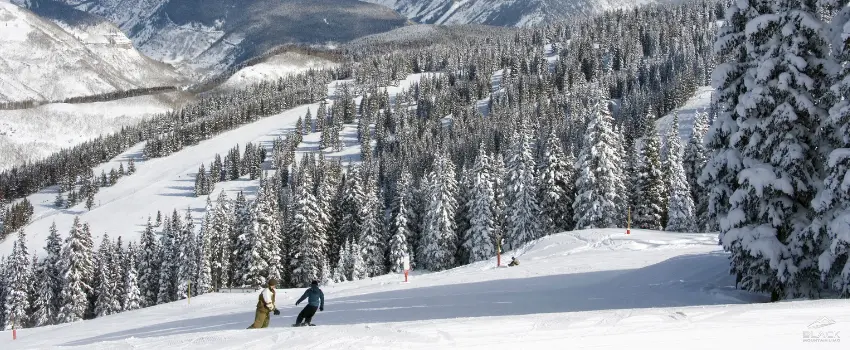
[0,73,436,257]
[0,92,188,171]
[3,229,848,349]
[219,52,339,91]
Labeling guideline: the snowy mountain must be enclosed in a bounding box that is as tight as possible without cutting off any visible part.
[361,0,660,26]
[0,1,183,103]
[38,0,408,76]
[4,227,849,349]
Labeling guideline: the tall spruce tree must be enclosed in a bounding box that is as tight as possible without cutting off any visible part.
[123,243,142,311]
[538,130,575,233]
[664,115,696,232]
[719,0,829,300]
[573,88,622,229]
[177,210,198,299]
[291,171,328,286]
[138,218,159,307]
[465,145,497,263]
[634,119,665,230]
[3,231,30,329]
[419,152,459,271]
[57,217,92,323]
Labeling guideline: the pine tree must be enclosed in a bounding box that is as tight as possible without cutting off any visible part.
[465,145,496,263]
[195,164,208,197]
[54,190,64,208]
[360,177,386,277]
[94,235,118,317]
[811,3,850,297]
[291,171,328,286]
[111,237,126,313]
[232,191,253,287]
[156,217,176,304]
[683,110,710,229]
[138,218,159,307]
[573,88,622,229]
[196,197,214,294]
[664,114,696,232]
[41,222,62,325]
[350,240,368,280]
[123,244,142,311]
[127,158,136,174]
[504,120,544,251]
[210,191,233,289]
[245,181,281,287]
[538,130,575,233]
[719,0,829,300]
[634,121,665,230]
[419,152,458,271]
[339,165,366,246]
[3,231,30,329]
[177,210,198,300]
[57,217,92,323]
[32,259,53,327]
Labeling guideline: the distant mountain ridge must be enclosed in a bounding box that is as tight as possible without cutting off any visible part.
[34,0,409,77]
[361,0,660,26]
[0,0,183,103]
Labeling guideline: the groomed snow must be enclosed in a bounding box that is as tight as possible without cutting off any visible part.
[3,228,848,349]
[655,86,714,143]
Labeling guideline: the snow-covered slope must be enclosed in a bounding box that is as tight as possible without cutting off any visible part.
[3,228,848,349]
[0,73,434,257]
[42,0,408,77]
[218,52,339,91]
[655,86,714,143]
[362,0,661,27]
[0,1,183,103]
[0,91,188,171]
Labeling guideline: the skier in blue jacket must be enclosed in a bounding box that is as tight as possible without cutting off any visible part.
[294,280,325,326]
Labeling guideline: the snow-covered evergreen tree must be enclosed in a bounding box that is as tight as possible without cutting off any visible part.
[156,217,176,304]
[244,181,281,288]
[123,243,142,311]
[419,152,458,271]
[137,218,159,307]
[94,235,119,317]
[210,191,233,289]
[291,171,328,287]
[57,217,92,323]
[538,130,575,233]
[684,110,710,230]
[504,125,542,249]
[359,176,386,277]
[664,114,696,232]
[812,3,850,297]
[40,222,62,325]
[573,88,622,229]
[196,198,213,294]
[719,0,829,300]
[634,118,665,230]
[3,231,30,330]
[464,144,496,263]
[176,210,198,299]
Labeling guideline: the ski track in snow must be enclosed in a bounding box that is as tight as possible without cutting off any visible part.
[3,228,848,349]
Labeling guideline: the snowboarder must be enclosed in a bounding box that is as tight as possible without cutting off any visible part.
[508,257,519,266]
[248,279,280,329]
[293,280,325,327]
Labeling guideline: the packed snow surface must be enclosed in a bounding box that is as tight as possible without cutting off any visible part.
[3,228,848,349]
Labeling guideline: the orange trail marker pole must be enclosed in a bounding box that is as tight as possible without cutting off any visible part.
[626,206,631,235]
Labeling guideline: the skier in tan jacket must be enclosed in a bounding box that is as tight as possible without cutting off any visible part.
[248,279,280,328]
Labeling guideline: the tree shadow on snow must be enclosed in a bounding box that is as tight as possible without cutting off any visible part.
[61,253,767,346]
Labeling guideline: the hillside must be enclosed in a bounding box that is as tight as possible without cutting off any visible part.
[362,0,661,26]
[0,73,433,257]
[41,0,409,77]
[3,228,848,349]
[0,1,183,103]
